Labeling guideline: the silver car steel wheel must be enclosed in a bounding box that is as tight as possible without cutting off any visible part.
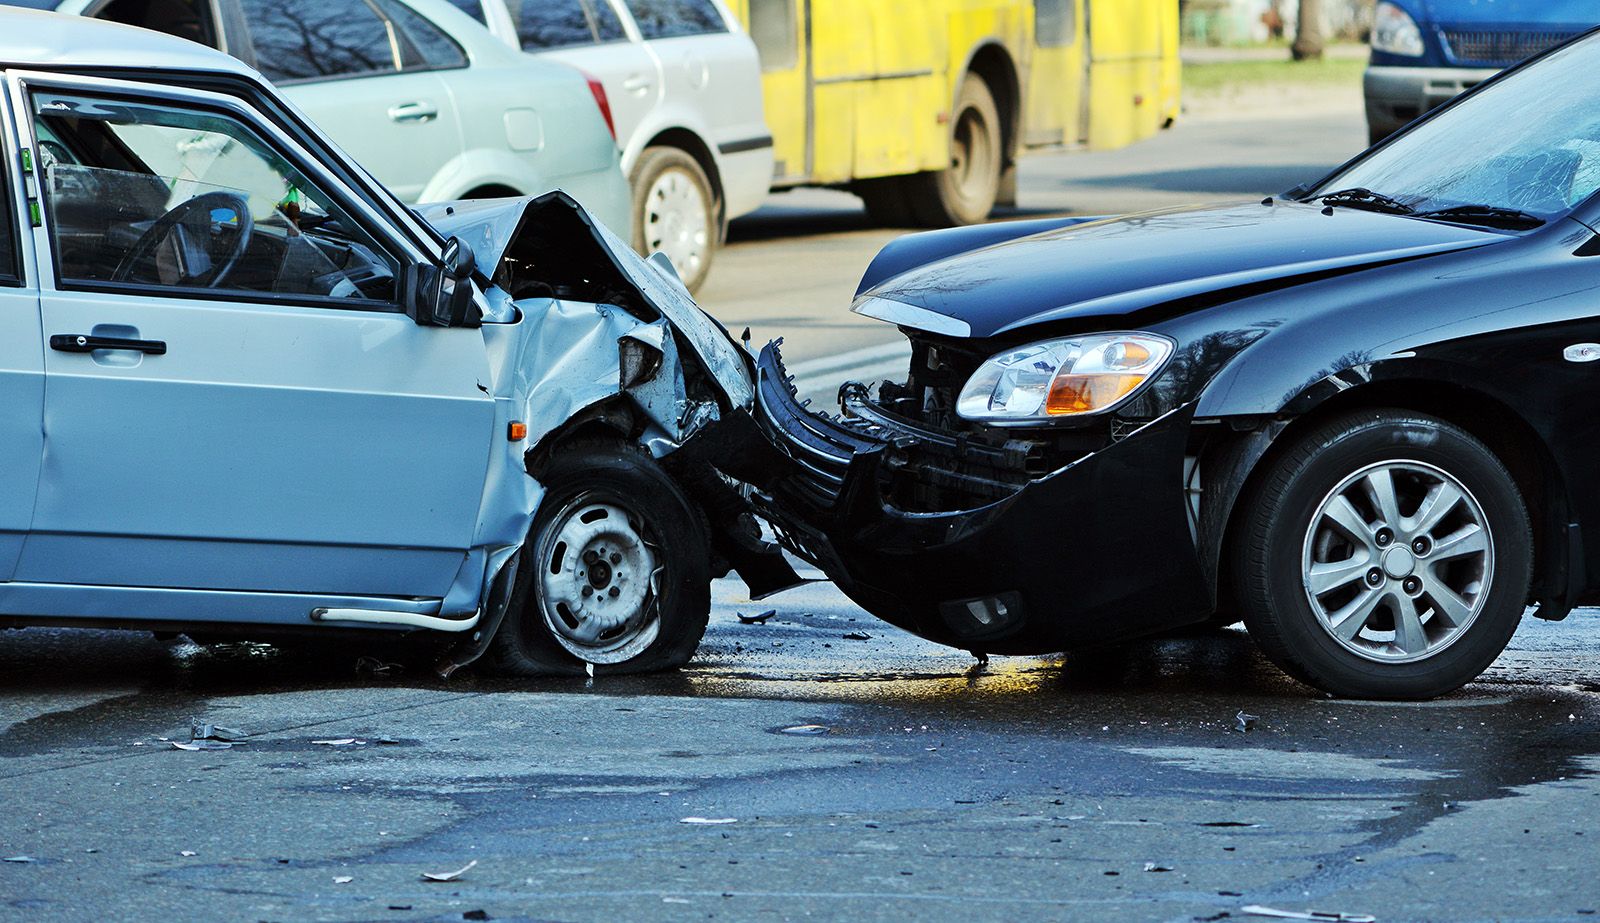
[536,493,663,664]
[642,167,710,284]
[1300,460,1494,664]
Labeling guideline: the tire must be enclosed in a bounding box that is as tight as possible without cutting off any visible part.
[856,176,919,227]
[907,76,1004,227]
[489,441,711,677]
[630,146,718,294]
[1234,410,1531,700]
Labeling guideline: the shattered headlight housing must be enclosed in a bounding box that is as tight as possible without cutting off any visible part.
[956,333,1174,424]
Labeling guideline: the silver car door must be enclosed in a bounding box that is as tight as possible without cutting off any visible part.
[12,73,495,598]
[0,77,43,582]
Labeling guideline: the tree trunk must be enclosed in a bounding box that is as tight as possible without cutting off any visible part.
[1293,0,1325,60]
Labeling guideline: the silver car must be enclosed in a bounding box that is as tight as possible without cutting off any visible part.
[34,0,632,232]
[448,0,771,292]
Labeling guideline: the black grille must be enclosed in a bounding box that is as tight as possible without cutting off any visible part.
[1441,28,1581,67]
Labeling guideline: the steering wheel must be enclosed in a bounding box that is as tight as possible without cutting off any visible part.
[112,191,254,288]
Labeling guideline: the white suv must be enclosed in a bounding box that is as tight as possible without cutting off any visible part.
[447,0,772,292]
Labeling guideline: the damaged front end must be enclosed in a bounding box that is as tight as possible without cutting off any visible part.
[740,337,1214,655]
[417,193,798,673]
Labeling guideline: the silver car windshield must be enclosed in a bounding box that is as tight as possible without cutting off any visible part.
[1315,33,1600,224]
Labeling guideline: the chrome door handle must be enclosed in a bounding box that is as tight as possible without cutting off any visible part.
[621,75,653,93]
[388,101,440,123]
[50,333,166,355]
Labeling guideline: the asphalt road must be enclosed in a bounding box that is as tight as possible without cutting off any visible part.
[7,90,1600,922]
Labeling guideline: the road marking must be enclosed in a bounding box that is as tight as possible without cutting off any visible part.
[785,339,912,401]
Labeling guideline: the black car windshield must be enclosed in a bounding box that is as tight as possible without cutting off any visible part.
[1313,33,1600,225]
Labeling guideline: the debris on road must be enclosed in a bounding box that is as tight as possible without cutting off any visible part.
[421,859,478,882]
[312,739,361,747]
[778,725,829,736]
[190,720,249,742]
[171,740,232,751]
[842,631,872,641]
[737,609,776,624]
[333,876,353,884]
[1143,862,1173,872]
[179,851,196,857]
[2,856,35,863]
[680,817,738,825]
[1240,905,1376,922]
[355,656,402,677]
[1235,711,1260,733]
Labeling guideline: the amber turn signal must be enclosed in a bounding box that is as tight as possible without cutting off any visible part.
[1046,374,1146,415]
[507,421,528,441]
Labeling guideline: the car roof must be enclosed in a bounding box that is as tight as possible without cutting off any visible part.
[0,7,255,78]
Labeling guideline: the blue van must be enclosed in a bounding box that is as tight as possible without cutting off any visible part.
[1365,0,1594,143]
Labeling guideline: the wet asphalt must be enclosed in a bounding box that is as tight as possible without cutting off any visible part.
[1,570,1597,922]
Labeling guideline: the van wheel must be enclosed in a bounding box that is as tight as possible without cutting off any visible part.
[631,146,717,294]
[1235,411,1530,700]
[490,441,710,676]
[909,76,1003,227]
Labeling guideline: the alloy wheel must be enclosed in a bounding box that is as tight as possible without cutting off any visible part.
[1300,460,1494,664]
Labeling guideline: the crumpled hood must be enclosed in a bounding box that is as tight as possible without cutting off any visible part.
[859,202,1505,340]
[418,193,753,409]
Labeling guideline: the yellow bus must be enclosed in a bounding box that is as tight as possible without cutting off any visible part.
[725,0,1181,226]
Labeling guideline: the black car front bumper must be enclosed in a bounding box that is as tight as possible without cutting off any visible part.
[746,343,1213,654]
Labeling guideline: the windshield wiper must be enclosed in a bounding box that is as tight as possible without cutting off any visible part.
[1317,187,1415,215]
[1411,204,1545,230]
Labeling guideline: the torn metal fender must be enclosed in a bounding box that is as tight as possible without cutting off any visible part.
[419,193,778,657]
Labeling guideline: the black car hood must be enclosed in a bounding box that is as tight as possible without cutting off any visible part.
[859,201,1507,339]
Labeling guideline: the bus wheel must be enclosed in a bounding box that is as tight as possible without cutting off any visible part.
[912,76,1003,226]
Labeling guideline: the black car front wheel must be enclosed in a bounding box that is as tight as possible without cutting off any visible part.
[490,441,710,677]
[1235,410,1531,699]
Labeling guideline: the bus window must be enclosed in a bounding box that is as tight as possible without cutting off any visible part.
[1036,0,1076,47]
[748,0,797,70]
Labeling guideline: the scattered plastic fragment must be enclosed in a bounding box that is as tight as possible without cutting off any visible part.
[355,656,402,677]
[737,609,776,625]
[778,725,829,736]
[421,859,478,882]
[842,631,872,641]
[1143,863,1174,872]
[462,911,492,922]
[179,851,197,857]
[190,720,249,742]
[171,740,232,751]
[680,817,737,825]
[2,856,35,863]
[312,739,360,747]
[1240,905,1376,922]
[1235,711,1260,733]
[1199,822,1260,828]
[333,876,353,884]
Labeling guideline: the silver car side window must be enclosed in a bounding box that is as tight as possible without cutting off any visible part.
[33,92,400,307]
[624,0,727,39]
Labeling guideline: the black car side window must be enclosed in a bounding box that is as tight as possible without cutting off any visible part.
[89,0,220,50]
[239,0,400,84]
[0,130,18,286]
[625,0,728,39]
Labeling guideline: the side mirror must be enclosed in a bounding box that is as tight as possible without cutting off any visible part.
[405,236,480,327]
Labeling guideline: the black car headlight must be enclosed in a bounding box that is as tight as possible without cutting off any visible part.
[955,333,1174,424]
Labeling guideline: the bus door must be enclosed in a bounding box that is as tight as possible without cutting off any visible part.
[1085,0,1168,150]
[744,0,813,184]
[1025,0,1087,149]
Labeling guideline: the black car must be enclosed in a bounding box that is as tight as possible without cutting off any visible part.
[737,28,1600,700]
